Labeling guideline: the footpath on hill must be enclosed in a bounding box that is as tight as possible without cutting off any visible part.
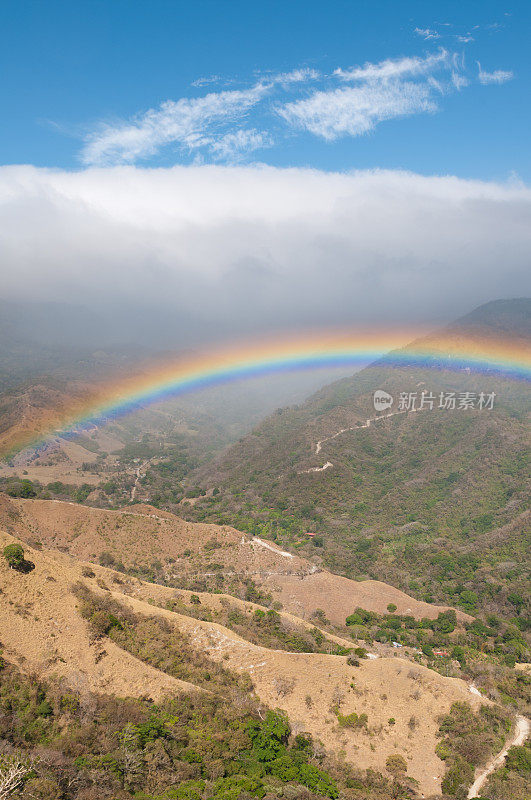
[467,714,529,798]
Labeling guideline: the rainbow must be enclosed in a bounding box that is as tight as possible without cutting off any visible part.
[2,327,530,457]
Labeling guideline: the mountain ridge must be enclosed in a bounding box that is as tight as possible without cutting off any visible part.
[179,299,530,618]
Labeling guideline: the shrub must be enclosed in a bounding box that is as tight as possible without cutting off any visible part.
[385,754,407,777]
[459,590,479,613]
[336,711,367,729]
[505,744,531,772]
[507,592,526,614]
[0,657,379,800]
[73,583,250,694]
[346,612,364,626]
[247,711,290,762]
[6,479,36,498]
[74,484,92,503]
[432,609,457,633]
[36,700,53,717]
[437,702,511,796]
[3,543,25,569]
[3,543,34,573]
[0,754,35,796]
[98,552,116,567]
[81,567,96,578]
[441,755,474,795]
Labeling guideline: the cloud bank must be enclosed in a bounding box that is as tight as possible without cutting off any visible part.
[0,165,529,344]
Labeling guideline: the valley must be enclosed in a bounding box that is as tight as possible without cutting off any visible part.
[2,1,530,792]
[0,299,529,800]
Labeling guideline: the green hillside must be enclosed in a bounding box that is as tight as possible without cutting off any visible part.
[180,301,530,619]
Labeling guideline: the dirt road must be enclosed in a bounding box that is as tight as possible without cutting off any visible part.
[467,714,529,798]
[305,408,421,473]
[130,459,150,501]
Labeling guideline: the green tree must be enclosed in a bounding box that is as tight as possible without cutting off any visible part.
[459,590,479,612]
[6,479,36,498]
[247,711,290,762]
[433,609,457,633]
[507,592,526,614]
[3,544,25,570]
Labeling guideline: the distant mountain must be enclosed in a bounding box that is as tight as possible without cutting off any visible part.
[449,297,531,337]
[186,300,530,618]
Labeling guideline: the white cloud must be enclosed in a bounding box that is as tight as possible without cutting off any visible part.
[278,82,436,140]
[333,50,449,82]
[271,67,320,85]
[451,72,469,90]
[477,62,514,84]
[210,129,272,160]
[414,27,440,40]
[279,52,453,140]
[191,75,223,88]
[82,83,269,166]
[78,52,513,166]
[0,165,529,340]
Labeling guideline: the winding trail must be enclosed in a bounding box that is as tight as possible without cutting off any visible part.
[300,461,334,474]
[251,537,294,559]
[300,408,418,474]
[130,459,150,501]
[315,408,412,455]
[466,714,529,798]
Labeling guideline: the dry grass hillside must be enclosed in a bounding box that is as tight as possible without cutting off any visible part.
[117,589,482,796]
[0,382,98,456]
[0,494,471,624]
[0,530,195,700]
[0,528,484,796]
[0,428,127,487]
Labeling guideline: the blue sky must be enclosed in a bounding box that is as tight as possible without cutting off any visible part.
[1,0,528,179]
